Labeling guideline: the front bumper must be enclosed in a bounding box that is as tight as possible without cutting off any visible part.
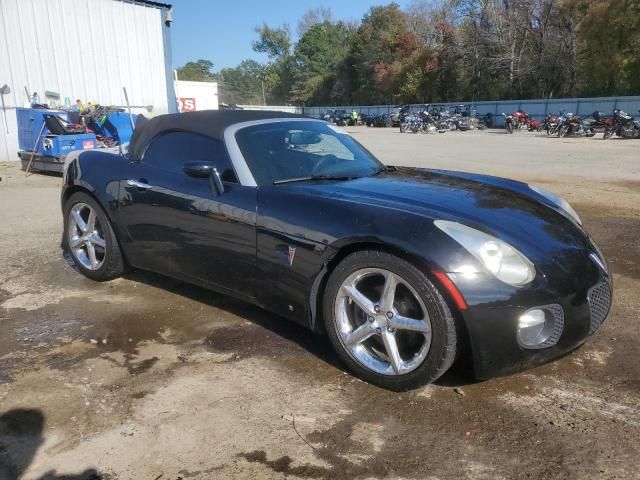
[448,251,612,379]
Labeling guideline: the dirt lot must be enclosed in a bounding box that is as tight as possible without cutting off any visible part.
[0,128,638,480]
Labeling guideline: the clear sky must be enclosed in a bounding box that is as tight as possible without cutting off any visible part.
[169,0,413,69]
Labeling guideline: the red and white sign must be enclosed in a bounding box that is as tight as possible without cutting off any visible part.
[179,97,196,112]
[82,140,95,150]
[174,80,218,111]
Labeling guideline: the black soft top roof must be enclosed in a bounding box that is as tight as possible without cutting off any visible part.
[128,110,308,160]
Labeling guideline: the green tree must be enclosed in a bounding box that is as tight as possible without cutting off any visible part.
[290,21,355,104]
[218,60,266,105]
[252,23,291,60]
[252,23,295,104]
[175,59,216,82]
[577,0,640,96]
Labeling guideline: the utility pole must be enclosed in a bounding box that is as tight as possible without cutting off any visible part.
[261,77,266,106]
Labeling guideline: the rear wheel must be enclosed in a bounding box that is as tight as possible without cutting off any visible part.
[323,250,457,390]
[63,191,125,281]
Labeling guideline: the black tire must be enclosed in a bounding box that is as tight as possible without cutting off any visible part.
[506,123,513,134]
[63,191,126,281]
[323,250,458,391]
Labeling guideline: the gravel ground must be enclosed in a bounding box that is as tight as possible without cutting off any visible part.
[0,128,638,480]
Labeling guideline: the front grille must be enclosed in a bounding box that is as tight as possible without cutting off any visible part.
[587,282,612,335]
[542,304,565,348]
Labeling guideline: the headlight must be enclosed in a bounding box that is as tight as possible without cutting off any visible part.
[434,220,536,287]
[529,185,581,225]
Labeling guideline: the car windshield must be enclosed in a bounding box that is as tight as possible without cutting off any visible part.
[235,121,383,186]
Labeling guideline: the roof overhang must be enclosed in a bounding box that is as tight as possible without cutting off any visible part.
[114,0,173,10]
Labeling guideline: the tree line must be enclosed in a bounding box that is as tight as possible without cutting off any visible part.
[176,1,640,106]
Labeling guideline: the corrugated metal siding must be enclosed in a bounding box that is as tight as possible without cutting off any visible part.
[0,0,170,162]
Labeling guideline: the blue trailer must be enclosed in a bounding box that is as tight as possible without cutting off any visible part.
[16,107,134,173]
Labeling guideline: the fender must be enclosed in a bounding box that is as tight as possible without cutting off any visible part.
[62,150,130,218]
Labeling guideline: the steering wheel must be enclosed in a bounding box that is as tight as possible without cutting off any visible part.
[310,154,340,176]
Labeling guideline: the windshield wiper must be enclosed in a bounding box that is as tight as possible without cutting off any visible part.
[371,165,398,176]
[273,175,356,185]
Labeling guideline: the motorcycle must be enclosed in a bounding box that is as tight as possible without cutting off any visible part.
[400,112,421,133]
[436,110,456,131]
[604,109,640,139]
[513,110,530,130]
[418,111,443,133]
[527,119,543,132]
[482,113,494,128]
[544,113,560,136]
[557,112,585,137]
[581,111,612,138]
[502,113,514,133]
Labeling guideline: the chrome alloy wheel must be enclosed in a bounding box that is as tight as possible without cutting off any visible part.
[334,268,432,375]
[67,202,106,271]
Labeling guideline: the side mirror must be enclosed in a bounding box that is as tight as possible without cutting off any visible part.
[184,160,214,178]
[184,161,225,196]
[209,168,225,196]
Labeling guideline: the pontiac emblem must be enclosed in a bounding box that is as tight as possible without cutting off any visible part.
[287,246,296,266]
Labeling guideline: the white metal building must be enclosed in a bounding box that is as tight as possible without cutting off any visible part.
[0,0,176,163]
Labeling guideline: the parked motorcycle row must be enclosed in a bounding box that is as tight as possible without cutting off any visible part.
[501,108,640,139]
[320,104,489,133]
[397,104,489,134]
[319,106,640,139]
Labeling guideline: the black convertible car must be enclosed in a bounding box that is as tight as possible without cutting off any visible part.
[62,111,611,390]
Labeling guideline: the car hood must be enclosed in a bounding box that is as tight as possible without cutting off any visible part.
[294,167,592,261]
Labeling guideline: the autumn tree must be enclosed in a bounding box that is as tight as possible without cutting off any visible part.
[179,0,639,106]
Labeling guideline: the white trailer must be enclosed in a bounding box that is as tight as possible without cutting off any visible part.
[174,80,219,112]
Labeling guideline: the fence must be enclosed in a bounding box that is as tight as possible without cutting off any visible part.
[301,96,640,126]
[238,105,302,114]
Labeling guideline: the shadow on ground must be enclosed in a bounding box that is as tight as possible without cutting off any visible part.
[58,245,480,388]
[0,409,105,480]
[124,267,479,388]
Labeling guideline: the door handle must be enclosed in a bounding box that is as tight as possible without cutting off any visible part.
[126,179,152,190]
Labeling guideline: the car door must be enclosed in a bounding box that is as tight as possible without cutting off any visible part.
[116,131,257,298]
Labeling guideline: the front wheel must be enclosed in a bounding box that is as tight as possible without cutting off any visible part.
[323,250,458,390]
[63,191,126,281]
[506,122,513,134]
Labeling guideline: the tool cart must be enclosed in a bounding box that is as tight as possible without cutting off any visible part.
[16,107,134,173]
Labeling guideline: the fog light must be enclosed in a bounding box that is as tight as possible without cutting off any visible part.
[518,309,550,347]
